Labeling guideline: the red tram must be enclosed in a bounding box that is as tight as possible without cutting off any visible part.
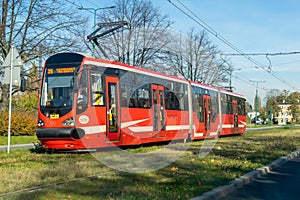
[36,52,246,150]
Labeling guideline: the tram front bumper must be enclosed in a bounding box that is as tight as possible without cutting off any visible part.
[36,128,85,139]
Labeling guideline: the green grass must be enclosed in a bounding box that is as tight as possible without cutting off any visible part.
[1,127,300,199]
[0,136,38,146]
[0,135,38,146]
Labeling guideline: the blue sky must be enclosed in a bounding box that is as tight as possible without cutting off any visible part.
[74,0,300,105]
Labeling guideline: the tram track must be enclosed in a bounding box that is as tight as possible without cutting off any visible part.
[0,171,115,198]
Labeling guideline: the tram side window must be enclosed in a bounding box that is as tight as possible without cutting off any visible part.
[238,98,246,115]
[165,82,188,110]
[210,91,218,122]
[165,90,180,110]
[119,71,136,107]
[91,72,104,106]
[77,69,88,105]
[221,93,227,114]
[77,68,88,114]
[194,93,204,122]
[226,95,233,114]
[129,84,151,108]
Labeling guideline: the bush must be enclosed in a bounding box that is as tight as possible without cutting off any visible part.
[0,111,37,136]
[12,91,38,111]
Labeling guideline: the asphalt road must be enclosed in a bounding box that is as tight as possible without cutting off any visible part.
[221,154,300,200]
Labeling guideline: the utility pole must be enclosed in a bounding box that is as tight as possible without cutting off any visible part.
[250,80,266,125]
[228,68,241,91]
[79,5,116,56]
[219,54,241,91]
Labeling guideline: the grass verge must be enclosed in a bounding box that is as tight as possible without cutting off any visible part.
[0,136,38,146]
[1,127,300,199]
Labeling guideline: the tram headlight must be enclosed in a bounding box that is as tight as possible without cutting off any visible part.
[38,119,45,127]
[62,117,76,126]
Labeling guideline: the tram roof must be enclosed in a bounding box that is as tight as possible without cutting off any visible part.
[83,55,188,84]
[45,52,245,99]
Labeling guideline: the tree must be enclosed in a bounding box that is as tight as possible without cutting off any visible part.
[253,95,262,116]
[265,97,281,124]
[265,89,281,101]
[0,0,87,110]
[258,106,267,122]
[1,0,87,64]
[93,0,173,68]
[265,89,285,124]
[276,89,290,103]
[245,101,252,113]
[87,0,228,86]
[288,92,300,122]
[163,29,229,86]
[265,89,300,124]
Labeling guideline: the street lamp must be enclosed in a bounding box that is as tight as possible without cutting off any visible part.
[79,5,116,56]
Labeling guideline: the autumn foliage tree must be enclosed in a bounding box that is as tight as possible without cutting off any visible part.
[288,92,300,122]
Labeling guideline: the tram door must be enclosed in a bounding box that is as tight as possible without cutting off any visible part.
[105,76,120,141]
[151,85,166,137]
[203,95,211,131]
[232,100,239,129]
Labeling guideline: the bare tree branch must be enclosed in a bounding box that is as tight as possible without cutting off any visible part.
[164,29,229,86]
[92,0,173,68]
[0,0,88,110]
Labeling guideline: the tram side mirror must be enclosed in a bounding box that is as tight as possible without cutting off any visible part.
[20,77,26,92]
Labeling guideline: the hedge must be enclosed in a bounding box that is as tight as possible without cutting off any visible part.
[0,111,37,136]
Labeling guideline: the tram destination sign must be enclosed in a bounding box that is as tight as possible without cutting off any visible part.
[47,67,76,75]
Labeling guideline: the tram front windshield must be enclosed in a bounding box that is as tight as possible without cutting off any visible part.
[40,67,76,117]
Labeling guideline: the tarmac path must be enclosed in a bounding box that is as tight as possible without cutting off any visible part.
[192,149,300,200]
[221,154,300,200]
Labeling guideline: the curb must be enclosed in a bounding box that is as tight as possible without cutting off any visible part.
[191,148,300,200]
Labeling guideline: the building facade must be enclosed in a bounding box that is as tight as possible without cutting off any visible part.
[276,102,300,125]
[276,103,292,125]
